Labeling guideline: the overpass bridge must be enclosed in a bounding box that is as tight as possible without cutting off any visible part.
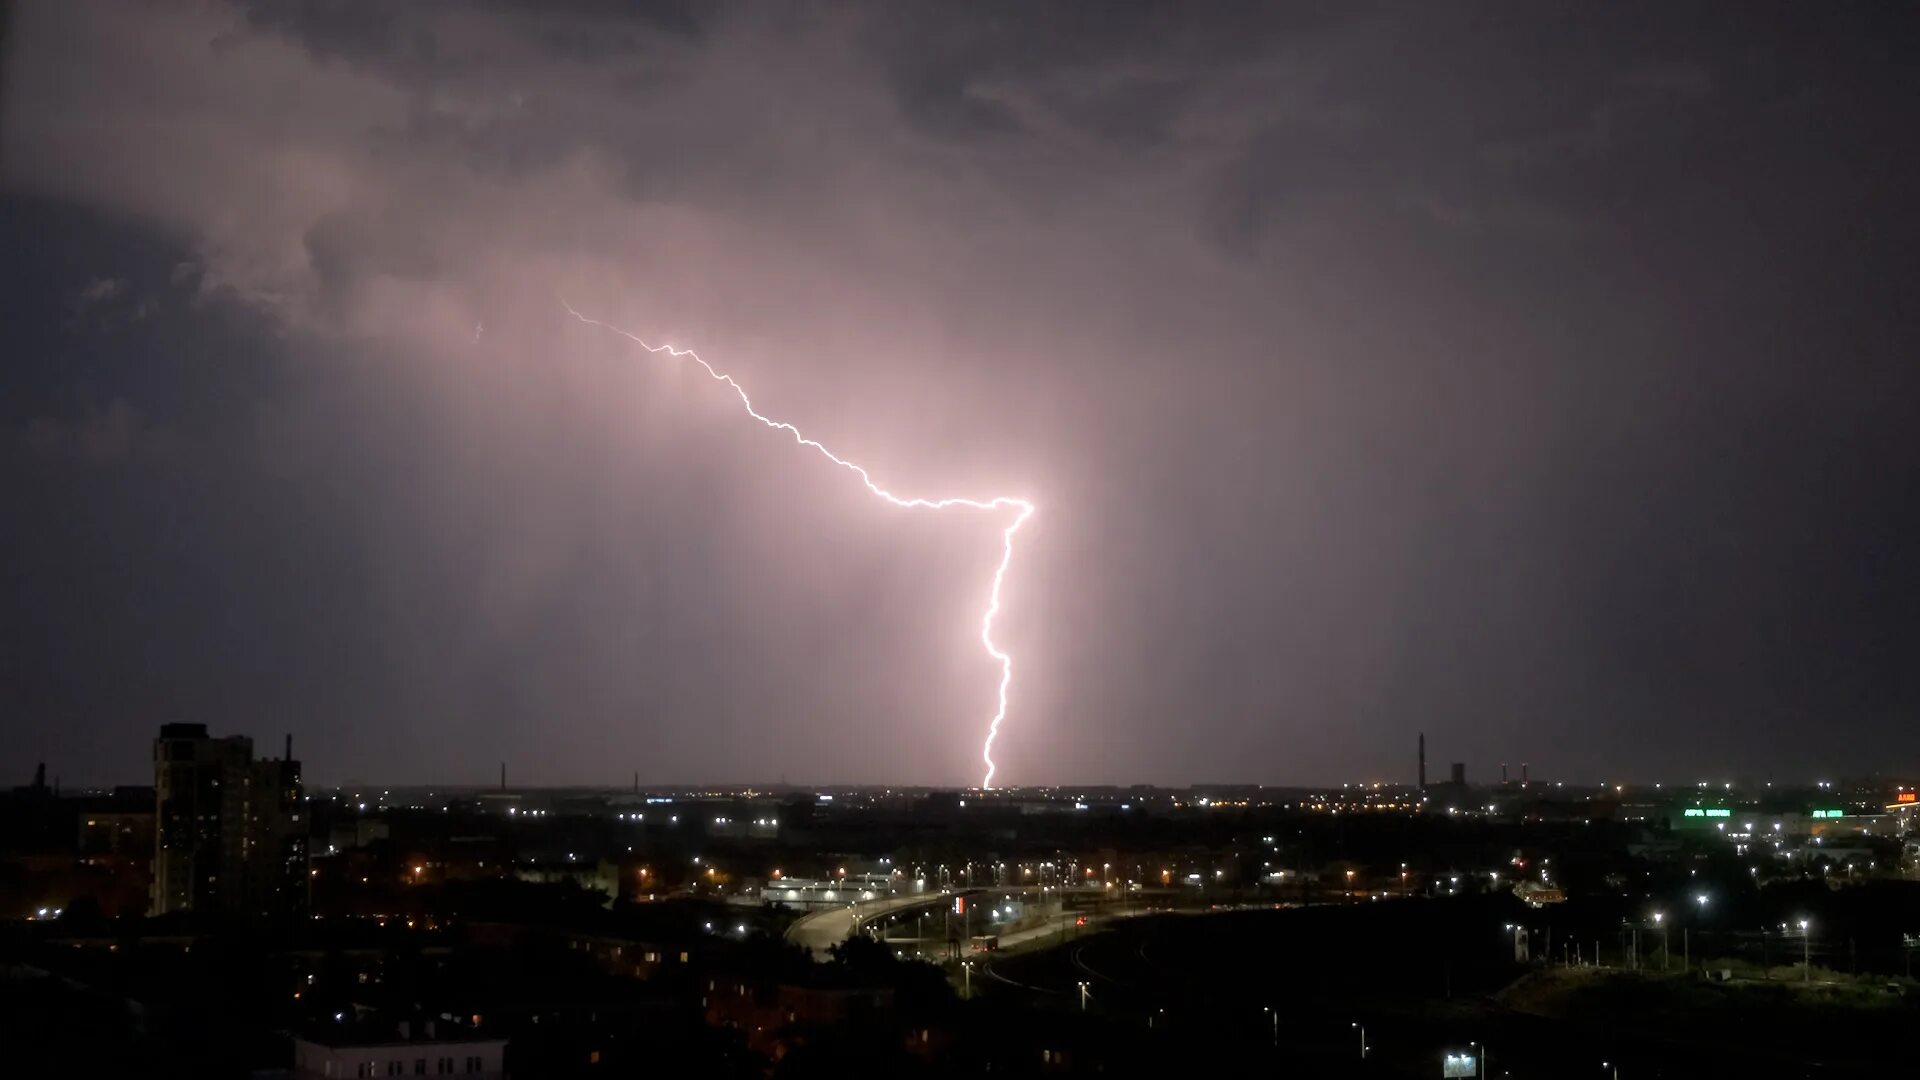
[783,883,1202,960]
[785,889,983,959]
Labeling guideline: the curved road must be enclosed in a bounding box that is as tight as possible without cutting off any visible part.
[786,891,964,959]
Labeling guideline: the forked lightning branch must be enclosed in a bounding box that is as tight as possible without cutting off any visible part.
[563,302,1034,788]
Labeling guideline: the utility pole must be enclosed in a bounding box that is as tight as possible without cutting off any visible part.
[1798,919,1811,983]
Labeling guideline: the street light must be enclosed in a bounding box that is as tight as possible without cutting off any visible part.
[1351,1021,1367,1059]
[1077,980,1089,1012]
[961,960,973,999]
[1263,1006,1277,1045]
[1797,918,1812,984]
[1601,1061,1618,1080]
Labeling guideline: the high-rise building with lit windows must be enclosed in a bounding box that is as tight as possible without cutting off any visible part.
[152,723,307,916]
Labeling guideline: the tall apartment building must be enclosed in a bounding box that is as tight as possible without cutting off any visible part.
[152,723,308,916]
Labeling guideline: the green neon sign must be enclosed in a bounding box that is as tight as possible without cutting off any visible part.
[1682,808,1731,818]
[1811,809,1844,819]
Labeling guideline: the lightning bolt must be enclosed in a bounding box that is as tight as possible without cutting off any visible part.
[562,300,1034,789]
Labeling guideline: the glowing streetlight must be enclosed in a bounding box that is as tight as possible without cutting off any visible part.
[1797,918,1812,984]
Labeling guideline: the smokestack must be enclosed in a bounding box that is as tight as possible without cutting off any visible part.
[500,762,506,791]
[1501,762,1508,784]
[285,733,293,761]
[633,770,639,793]
[1522,762,1529,785]
[1418,733,1426,790]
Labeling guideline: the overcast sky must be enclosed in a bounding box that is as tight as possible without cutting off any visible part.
[4,2,1917,788]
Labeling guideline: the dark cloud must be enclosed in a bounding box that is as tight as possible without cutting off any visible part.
[21,399,164,462]
[2,2,1918,788]
[73,276,125,305]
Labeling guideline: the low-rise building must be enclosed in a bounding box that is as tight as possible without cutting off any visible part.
[292,1024,505,1079]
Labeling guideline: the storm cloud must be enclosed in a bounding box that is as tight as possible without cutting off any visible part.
[3,2,1917,787]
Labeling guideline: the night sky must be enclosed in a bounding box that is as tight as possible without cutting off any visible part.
[4,3,1918,788]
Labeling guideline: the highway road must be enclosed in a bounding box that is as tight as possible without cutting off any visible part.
[785,891,963,959]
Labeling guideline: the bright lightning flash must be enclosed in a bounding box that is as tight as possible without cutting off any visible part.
[562,301,1034,788]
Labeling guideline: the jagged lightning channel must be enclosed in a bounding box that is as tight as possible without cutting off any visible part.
[562,300,1034,789]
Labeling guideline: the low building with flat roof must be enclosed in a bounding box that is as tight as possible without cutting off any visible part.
[292,1022,505,1079]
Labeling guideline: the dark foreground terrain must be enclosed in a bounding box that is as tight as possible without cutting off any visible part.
[984,895,1919,1078]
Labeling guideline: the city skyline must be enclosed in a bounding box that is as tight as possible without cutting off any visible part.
[19,733,1916,796]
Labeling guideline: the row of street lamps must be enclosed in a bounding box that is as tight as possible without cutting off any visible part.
[1644,899,1814,981]
[1521,895,1816,980]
